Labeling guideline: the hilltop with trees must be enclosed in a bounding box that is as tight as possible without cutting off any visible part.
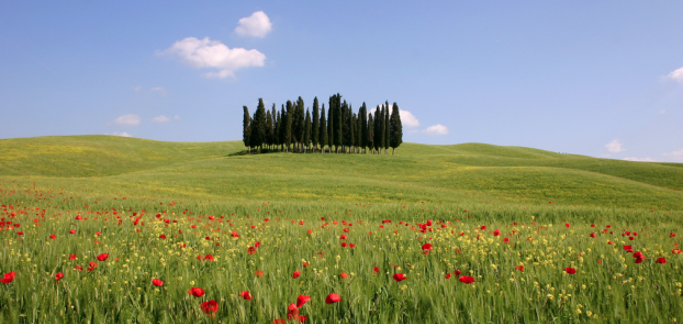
[242,94,403,154]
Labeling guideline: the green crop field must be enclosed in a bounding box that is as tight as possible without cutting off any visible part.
[1,135,682,323]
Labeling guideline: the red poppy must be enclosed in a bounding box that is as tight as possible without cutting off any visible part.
[565,223,570,228]
[69,229,76,234]
[454,270,461,276]
[514,265,524,272]
[393,273,407,282]
[188,287,205,297]
[96,253,109,261]
[49,234,56,239]
[200,300,218,315]
[74,265,83,271]
[671,233,677,238]
[493,229,501,236]
[0,272,16,284]
[341,242,347,247]
[55,272,64,282]
[503,238,510,243]
[292,270,301,279]
[87,262,97,272]
[204,254,214,261]
[296,295,311,308]
[340,272,349,279]
[445,273,451,279]
[590,233,596,238]
[240,291,252,301]
[674,249,683,254]
[152,279,164,286]
[480,226,486,230]
[656,257,667,264]
[69,254,77,260]
[159,234,166,239]
[373,267,380,273]
[458,276,475,284]
[248,246,257,255]
[326,293,341,304]
[254,241,261,248]
[340,234,347,240]
[231,231,239,237]
[422,243,433,251]
[565,267,576,274]
[273,319,286,324]
[17,231,23,236]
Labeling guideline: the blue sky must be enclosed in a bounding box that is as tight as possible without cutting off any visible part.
[1,1,682,162]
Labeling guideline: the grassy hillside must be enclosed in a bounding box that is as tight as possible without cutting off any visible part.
[0,135,681,211]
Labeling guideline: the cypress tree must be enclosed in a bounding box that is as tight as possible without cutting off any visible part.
[279,105,286,151]
[356,112,362,153]
[320,104,327,153]
[265,109,273,151]
[312,97,319,153]
[304,109,311,153]
[334,95,342,153]
[271,104,277,150]
[375,105,383,154]
[274,111,281,150]
[359,103,367,153]
[367,114,374,154]
[348,111,356,154]
[242,106,251,154]
[390,102,403,155]
[250,98,267,151]
[342,101,350,152]
[327,96,335,153]
[285,101,293,152]
[296,97,305,152]
[384,101,390,154]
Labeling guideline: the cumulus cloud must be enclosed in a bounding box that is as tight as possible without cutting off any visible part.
[151,115,171,123]
[235,11,272,38]
[422,124,449,136]
[110,131,132,137]
[368,106,420,127]
[623,157,654,162]
[605,139,625,153]
[663,149,683,157]
[150,87,167,96]
[113,114,141,127]
[666,67,683,82]
[161,37,266,79]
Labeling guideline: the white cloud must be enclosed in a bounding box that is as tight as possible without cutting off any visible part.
[623,157,654,162]
[162,37,266,79]
[235,11,272,38]
[666,67,683,82]
[110,131,132,137]
[113,114,141,127]
[605,139,625,153]
[422,124,449,136]
[368,106,420,127]
[134,85,142,92]
[663,149,683,157]
[174,115,180,120]
[150,87,167,96]
[151,115,171,123]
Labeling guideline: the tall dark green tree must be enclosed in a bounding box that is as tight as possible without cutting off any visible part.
[334,95,343,153]
[384,101,390,154]
[320,104,327,153]
[265,109,273,150]
[242,106,251,154]
[367,114,374,154]
[375,105,384,153]
[249,98,267,151]
[279,105,287,151]
[271,104,277,150]
[274,111,281,150]
[295,97,305,152]
[356,112,362,153]
[327,96,335,153]
[348,111,356,153]
[342,101,350,152]
[303,109,311,153]
[284,102,293,152]
[390,102,403,155]
[359,103,368,153]
[312,97,319,153]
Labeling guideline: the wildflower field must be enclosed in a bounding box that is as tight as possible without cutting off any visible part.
[1,136,682,323]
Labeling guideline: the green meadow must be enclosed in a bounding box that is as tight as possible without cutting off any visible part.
[1,135,682,323]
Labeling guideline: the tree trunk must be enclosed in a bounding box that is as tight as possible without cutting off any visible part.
[392,148,395,155]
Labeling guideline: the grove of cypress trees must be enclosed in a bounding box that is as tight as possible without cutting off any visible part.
[390,102,403,155]
[312,97,319,153]
[320,104,327,153]
[367,114,374,154]
[242,106,251,154]
[304,109,311,153]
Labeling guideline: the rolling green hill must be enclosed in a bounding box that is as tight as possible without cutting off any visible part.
[0,135,681,211]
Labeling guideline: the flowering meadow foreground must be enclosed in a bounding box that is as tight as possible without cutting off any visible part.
[1,200,682,323]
